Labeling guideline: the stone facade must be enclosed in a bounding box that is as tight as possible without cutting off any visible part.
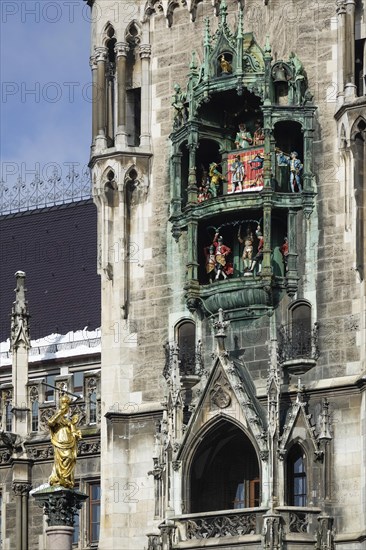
[87,0,365,549]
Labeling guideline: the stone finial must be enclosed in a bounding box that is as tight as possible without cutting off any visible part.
[237,9,244,38]
[264,35,272,55]
[219,0,228,22]
[213,308,230,337]
[204,18,211,47]
[10,271,30,351]
[213,309,230,353]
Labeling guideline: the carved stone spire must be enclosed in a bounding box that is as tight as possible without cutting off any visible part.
[10,271,30,351]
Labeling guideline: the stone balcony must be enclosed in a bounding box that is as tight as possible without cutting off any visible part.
[155,506,327,549]
[170,507,267,548]
[277,322,320,376]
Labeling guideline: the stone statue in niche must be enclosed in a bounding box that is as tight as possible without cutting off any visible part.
[235,123,253,149]
[220,54,232,75]
[289,51,306,104]
[229,155,245,193]
[276,149,303,193]
[171,83,188,129]
[238,224,254,272]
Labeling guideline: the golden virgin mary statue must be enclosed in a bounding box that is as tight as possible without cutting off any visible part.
[48,394,82,489]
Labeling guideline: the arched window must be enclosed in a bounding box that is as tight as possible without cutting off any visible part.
[289,300,312,358]
[176,320,196,376]
[287,444,307,506]
[190,421,260,512]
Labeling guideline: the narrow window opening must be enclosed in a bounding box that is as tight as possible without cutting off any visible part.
[126,88,141,147]
[287,445,307,506]
[355,39,365,96]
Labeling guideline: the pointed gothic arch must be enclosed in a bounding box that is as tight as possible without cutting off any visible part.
[186,418,261,513]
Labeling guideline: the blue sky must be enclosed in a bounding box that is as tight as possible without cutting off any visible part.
[1,1,91,187]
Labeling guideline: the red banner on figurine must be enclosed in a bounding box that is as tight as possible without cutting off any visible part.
[227,146,264,193]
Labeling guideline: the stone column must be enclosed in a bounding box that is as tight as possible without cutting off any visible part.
[261,200,272,278]
[170,150,183,216]
[90,55,98,144]
[13,483,23,550]
[286,209,298,296]
[187,140,198,205]
[336,0,346,102]
[139,44,152,149]
[106,64,115,146]
[345,0,357,99]
[95,46,108,150]
[115,42,129,148]
[302,127,314,193]
[12,481,32,550]
[187,220,199,281]
[32,487,88,550]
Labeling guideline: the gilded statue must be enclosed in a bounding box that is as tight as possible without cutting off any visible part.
[220,54,232,74]
[48,394,82,489]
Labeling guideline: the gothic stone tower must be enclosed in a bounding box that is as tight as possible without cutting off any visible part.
[86,0,366,548]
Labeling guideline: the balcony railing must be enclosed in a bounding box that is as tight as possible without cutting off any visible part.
[154,507,332,549]
[164,341,203,379]
[277,322,319,364]
[172,508,267,542]
[276,506,322,537]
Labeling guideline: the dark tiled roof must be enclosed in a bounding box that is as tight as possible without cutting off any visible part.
[0,201,100,342]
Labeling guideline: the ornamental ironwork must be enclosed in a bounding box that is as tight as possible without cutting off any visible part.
[277,322,319,363]
[288,511,308,533]
[0,167,91,215]
[164,341,203,378]
[183,512,257,539]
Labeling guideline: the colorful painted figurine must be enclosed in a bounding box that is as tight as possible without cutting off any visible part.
[238,225,254,271]
[204,244,217,282]
[197,170,211,202]
[247,225,264,275]
[276,150,303,192]
[280,236,289,272]
[253,121,265,145]
[230,155,245,193]
[213,233,232,280]
[235,123,253,149]
[209,163,224,197]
